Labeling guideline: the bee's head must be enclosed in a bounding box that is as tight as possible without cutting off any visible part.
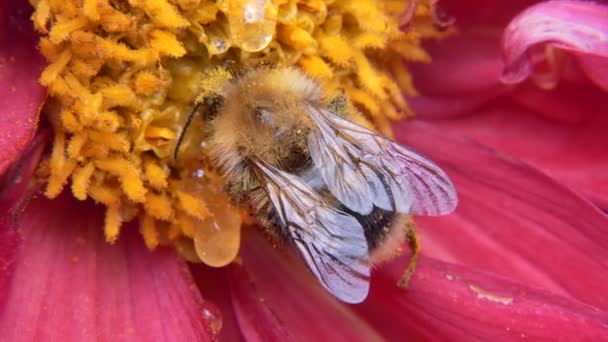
[209,68,321,166]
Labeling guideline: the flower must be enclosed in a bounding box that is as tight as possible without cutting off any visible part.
[1,0,608,341]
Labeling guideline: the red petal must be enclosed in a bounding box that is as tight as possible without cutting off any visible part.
[408,1,608,208]
[502,0,608,91]
[223,231,383,340]
[0,219,19,311]
[406,0,526,120]
[355,256,608,340]
[415,81,608,209]
[394,121,608,310]
[440,0,535,28]
[0,1,46,176]
[191,265,245,342]
[0,193,217,341]
[0,130,48,308]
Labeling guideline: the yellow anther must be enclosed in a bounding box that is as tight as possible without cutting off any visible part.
[89,183,122,206]
[144,126,176,141]
[176,191,210,221]
[176,213,196,238]
[71,58,103,80]
[139,0,190,29]
[391,59,417,96]
[46,159,77,198]
[298,55,333,80]
[277,25,313,50]
[104,205,122,243]
[144,160,169,189]
[95,158,147,202]
[32,0,51,33]
[67,132,88,159]
[192,2,219,25]
[353,32,387,50]
[83,0,100,21]
[149,30,186,57]
[134,72,163,96]
[353,50,385,99]
[40,49,71,86]
[88,131,130,152]
[101,85,137,108]
[49,16,88,43]
[299,0,324,12]
[144,192,174,221]
[94,111,123,133]
[60,110,82,133]
[346,87,380,115]
[140,214,159,249]
[318,34,352,66]
[72,162,96,200]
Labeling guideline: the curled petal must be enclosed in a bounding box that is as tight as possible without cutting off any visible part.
[0,1,46,176]
[395,120,608,310]
[501,0,608,91]
[0,194,218,341]
[355,256,608,340]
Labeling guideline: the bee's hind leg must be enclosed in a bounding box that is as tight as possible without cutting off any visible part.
[398,220,420,288]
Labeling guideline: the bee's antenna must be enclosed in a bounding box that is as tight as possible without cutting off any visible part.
[173,100,203,162]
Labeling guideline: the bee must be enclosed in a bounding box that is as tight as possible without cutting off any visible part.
[175,67,458,303]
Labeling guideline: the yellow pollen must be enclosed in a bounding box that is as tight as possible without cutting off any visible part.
[33,0,449,265]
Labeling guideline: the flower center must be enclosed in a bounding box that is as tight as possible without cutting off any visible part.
[32,0,445,265]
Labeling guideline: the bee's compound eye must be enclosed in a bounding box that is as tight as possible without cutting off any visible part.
[204,95,224,119]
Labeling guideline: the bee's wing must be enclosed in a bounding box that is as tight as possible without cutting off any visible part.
[252,159,370,303]
[307,105,458,216]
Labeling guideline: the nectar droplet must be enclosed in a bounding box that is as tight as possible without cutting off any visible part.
[194,189,242,267]
[227,0,277,52]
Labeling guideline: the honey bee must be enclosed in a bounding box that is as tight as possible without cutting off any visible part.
[175,67,458,303]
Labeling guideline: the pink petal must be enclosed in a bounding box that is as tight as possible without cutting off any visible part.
[394,120,608,311]
[440,0,536,28]
[408,1,608,208]
[221,231,383,340]
[355,256,608,340]
[0,216,19,311]
[415,81,608,209]
[501,0,608,92]
[0,1,46,176]
[0,193,218,341]
[0,130,48,308]
[191,265,245,342]
[405,0,527,120]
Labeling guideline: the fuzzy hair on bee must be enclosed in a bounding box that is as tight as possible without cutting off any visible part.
[175,67,458,304]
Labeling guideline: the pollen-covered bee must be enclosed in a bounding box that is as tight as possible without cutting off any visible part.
[175,67,458,303]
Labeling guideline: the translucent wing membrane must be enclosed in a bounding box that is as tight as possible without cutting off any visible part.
[307,106,458,216]
[252,159,370,303]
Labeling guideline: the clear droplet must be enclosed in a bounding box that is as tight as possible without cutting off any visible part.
[228,0,277,52]
[194,188,242,267]
[204,23,231,55]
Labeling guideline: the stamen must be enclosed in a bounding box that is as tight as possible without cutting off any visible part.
[71,162,95,200]
[104,205,122,243]
[140,214,160,250]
